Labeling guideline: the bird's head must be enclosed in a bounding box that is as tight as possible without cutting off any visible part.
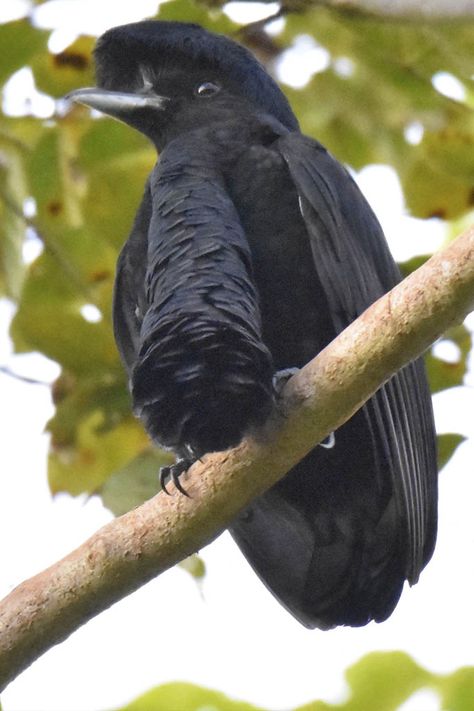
[67,21,299,149]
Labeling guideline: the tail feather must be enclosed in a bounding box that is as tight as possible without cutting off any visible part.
[229,409,408,630]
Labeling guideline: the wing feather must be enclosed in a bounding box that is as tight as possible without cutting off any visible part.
[277,133,437,582]
[113,180,152,374]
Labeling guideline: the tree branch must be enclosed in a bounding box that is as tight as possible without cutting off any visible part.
[286,0,474,20]
[0,226,473,691]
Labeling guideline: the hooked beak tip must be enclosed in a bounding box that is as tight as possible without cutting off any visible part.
[64,87,98,106]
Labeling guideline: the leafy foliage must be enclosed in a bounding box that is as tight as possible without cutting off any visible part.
[111,681,264,711]
[0,0,472,502]
[281,5,474,220]
[437,432,466,471]
[107,653,474,711]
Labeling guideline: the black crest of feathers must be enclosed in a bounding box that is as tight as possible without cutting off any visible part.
[94,21,300,131]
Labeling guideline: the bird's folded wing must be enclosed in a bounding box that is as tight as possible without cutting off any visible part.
[277,132,437,581]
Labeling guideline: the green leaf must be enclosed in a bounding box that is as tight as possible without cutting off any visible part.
[77,117,154,250]
[437,433,466,471]
[98,654,474,711]
[340,652,429,711]
[440,667,474,711]
[426,325,471,393]
[179,553,206,580]
[157,0,236,35]
[0,19,49,87]
[78,117,150,168]
[296,652,439,709]
[0,112,44,301]
[111,682,265,711]
[280,8,474,219]
[32,35,95,98]
[10,249,118,374]
[401,151,473,221]
[0,143,28,298]
[27,121,84,232]
[100,450,173,516]
[48,409,149,495]
[48,371,130,447]
[285,71,405,170]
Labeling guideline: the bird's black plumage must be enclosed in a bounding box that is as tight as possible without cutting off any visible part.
[70,20,438,629]
[128,139,275,456]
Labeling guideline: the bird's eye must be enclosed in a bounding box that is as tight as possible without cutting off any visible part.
[195,81,221,98]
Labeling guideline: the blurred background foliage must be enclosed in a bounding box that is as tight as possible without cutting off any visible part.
[0,0,473,705]
[106,651,474,711]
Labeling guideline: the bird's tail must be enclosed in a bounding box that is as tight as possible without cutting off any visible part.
[229,407,412,630]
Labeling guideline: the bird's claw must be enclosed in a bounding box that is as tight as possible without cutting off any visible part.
[159,459,192,497]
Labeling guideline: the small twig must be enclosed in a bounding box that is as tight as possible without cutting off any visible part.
[0,365,50,386]
[234,8,287,63]
[315,0,474,21]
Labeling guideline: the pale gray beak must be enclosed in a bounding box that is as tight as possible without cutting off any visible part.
[66,87,169,118]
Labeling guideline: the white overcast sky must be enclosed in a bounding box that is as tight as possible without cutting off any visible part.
[0,2,473,711]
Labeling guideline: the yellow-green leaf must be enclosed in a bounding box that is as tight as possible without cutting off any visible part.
[33,35,95,98]
[437,433,466,471]
[426,325,471,393]
[0,144,28,298]
[112,682,264,711]
[100,450,173,516]
[0,19,49,87]
[49,410,149,495]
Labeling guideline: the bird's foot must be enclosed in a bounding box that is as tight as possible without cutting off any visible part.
[159,458,192,497]
[273,368,335,449]
[273,367,299,396]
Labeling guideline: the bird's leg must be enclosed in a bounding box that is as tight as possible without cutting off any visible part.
[272,367,299,394]
[273,368,336,449]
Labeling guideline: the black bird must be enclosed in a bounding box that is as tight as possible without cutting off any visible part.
[69,20,438,629]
